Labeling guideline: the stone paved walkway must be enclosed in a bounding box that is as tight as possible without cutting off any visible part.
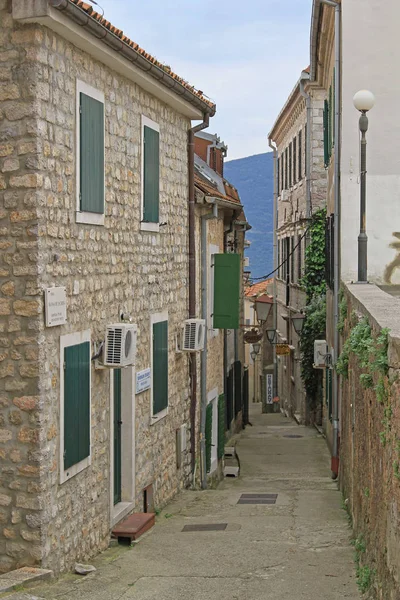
[4,404,360,600]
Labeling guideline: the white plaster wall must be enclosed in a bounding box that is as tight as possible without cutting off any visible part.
[341,0,400,284]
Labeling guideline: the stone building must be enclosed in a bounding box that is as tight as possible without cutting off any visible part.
[193,133,250,482]
[268,70,326,424]
[0,0,216,574]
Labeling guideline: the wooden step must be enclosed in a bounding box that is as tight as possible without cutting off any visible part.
[112,512,155,545]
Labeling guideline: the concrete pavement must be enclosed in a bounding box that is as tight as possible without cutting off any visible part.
[4,404,360,599]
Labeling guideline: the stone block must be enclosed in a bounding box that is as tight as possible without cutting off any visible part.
[9,174,42,189]
[17,427,39,444]
[0,494,11,507]
[16,494,41,511]
[1,158,19,172]
[0,83,19,101]
[13,396,38,412]
[13,300,40,317]
[1,282,15,296]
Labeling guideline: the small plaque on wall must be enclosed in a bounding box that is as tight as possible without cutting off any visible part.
[44,287,67,327]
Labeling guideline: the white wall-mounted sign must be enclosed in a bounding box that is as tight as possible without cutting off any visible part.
[136,368,151,394]
[44,287,67,327]
[266,374,273,404]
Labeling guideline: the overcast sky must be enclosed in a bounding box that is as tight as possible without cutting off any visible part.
[97,0,311,160]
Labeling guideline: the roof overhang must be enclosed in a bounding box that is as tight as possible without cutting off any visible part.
[12,0,215,120]
[310,0,322,82]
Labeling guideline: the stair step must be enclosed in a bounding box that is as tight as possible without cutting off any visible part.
[224,465,240,477]
[224,446,236,457]
[112,512,155,544]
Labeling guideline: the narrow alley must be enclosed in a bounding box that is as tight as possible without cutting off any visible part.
[6,404,359,600]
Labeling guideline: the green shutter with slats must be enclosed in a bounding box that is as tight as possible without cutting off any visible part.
[153,320,168,414]
[205,402,213,473]
[217,394,225,459]
[143,125,160,223]
[332,68,335,147]
[213,253,241,329]
[64,341,90,470]
[323,99,329,167]
[80,93,104,214]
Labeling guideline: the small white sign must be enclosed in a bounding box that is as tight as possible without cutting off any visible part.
[266,374,273,404]
[136,368,151,394]
[44,287,67,327]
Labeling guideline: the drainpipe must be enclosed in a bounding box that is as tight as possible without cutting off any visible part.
[188,114,210,480]
[321,0,341,478]
[299,71,312,219]
[200,200,218,490]
[268,138,278,400]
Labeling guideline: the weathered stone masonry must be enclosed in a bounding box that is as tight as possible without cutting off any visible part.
[1,1,193,574]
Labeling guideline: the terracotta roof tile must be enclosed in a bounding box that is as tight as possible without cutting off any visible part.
[67,0,215,111]
[245,279,273,297]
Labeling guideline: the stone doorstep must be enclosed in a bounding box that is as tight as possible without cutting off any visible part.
[224,446,236,457]
[0,567,53,593]
[224,465,240,477]
[111,512,155,544]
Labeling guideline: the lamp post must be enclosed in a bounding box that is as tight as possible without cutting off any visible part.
[251,342,261,402]
[292,312,306,336]
[353,90,375,283]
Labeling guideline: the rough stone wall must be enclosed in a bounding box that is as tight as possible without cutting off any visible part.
[206,216,224,398]
[339,284,400,600]
[0,4,45,574]
[1,6,192,574]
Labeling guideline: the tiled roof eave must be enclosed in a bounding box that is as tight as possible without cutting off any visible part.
[49,0,216,116]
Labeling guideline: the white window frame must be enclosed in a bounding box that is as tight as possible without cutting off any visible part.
[141,115,160,233]
[207,388,218,474]
[208,244,220,338]
[59,329,92,484]
[76,79,105,226]
[150,311,168,424]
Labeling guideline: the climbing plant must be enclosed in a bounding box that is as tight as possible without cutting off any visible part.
[299,209,327,407]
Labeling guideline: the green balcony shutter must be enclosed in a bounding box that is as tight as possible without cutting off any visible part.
[217,394,225,459]
[205,402,213,473]
[143,125,159,223]
[64,341,90,470]
[153,320,168,414]
[332,68,335,147]
[213,253,241,329]
[80,93,104,214]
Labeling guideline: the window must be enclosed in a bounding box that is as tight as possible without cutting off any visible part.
[60,330,91,483]
[281,153,284,191]
[206,389,219,473]
[290,236,294,283]
[323,98,331,167]
[289,142,292,188]
[293,137,297,184]
[304,124,307,178]
[277,156,280,195]
[277,238,281,278]
[76,81,105,226]
[297,233,302,281]
[151,312,168,422]
[141,116,160,231]
[298,130,302,181]
[208,244,219,337]
[285,148,288,189]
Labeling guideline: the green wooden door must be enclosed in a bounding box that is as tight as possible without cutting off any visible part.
[114,369,122,505]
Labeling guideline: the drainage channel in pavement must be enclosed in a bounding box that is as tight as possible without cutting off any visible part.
[237,493,278,505]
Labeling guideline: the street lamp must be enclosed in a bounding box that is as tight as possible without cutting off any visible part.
[291,312,306,335]
[252,342,261,355]
[266,329,278,344]
[253,294,273,324]
[353,89,375,283]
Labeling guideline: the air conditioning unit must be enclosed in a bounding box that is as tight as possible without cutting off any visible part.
[243,257,249,267]
[314,339,327,369]
[281,189,290,202]
[104,323,137,367]
[181,319,205,352]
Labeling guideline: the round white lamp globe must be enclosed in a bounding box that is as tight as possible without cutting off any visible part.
[353,90,375,112]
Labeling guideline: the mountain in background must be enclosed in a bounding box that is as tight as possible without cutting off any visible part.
[224,152,273,281]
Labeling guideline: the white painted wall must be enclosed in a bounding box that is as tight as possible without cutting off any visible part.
[341,0,400,284]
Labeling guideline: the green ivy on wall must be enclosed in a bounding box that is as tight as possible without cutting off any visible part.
[299,208,327,405]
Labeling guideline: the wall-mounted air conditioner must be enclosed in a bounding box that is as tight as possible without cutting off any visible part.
[281,190,290,202]
[313,339,327,369]
[103,323,137,367]
[243,257,249,268]
[181,319,205,352]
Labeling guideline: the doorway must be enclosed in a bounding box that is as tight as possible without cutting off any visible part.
[113,369,122,505]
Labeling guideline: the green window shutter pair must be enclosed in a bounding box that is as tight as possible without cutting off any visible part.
[143,125,160,223]
[332,68,335,148]
[80,93,104,214]
[217,394,225,459]
[205,402,213,473]
[64,341,90,470]
[213,253,241,329]
[153,320,168,415]
[326,368,333,422]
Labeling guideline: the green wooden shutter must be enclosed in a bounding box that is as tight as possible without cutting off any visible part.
[213,253,241,329]
[64,341,90,470]
[80,93,104,214]
[217,394,225,459]
[143,125,159,223]
[323,99,329,167]
[332,68,335,147]
[153,320,168,414]
[205,402,213,473]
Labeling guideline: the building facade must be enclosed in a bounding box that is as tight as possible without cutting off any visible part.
[268,73,326,424]
[0,0,215,574]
